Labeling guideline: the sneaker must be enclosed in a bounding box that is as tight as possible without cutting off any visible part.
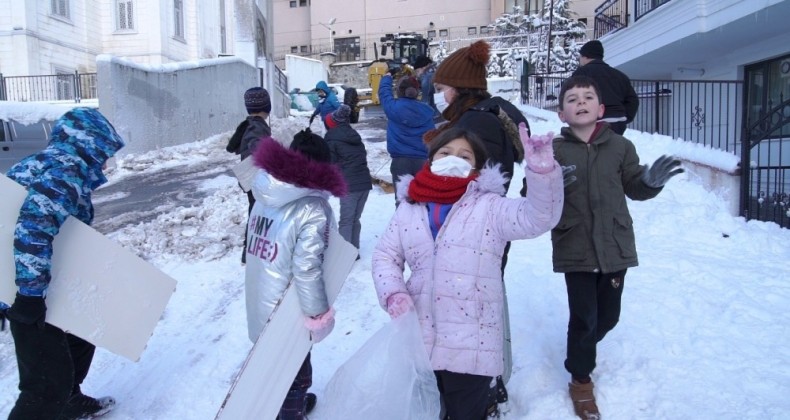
[60,392,116,419]
[568,380,600,420]
[305,392,317,414]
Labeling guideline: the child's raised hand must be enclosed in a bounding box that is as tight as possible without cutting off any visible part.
[520,123,556,174]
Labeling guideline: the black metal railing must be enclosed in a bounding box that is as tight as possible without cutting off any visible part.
[594,0,629,39]
[635,0,673,22]
[740,97,790,228]
[630,79,743,153]
[522,75,743,155]
[0,71,97,103]
[274,65,288,94]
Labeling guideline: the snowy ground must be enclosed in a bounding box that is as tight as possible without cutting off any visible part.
[1,104,789,419]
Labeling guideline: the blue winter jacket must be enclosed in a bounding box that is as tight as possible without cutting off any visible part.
[379,75,435,159]
[313,81,341,119]
[5,108,125,297]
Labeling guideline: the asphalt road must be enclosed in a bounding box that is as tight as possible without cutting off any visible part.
[91,107,389,234]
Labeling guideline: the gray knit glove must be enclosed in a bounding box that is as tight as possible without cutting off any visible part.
[642,155,684,188]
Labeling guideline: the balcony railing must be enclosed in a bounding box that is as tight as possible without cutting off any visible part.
[594,0,629,39]
[594,0,673,38]
[0,71,97,103]
[635,0,672,22]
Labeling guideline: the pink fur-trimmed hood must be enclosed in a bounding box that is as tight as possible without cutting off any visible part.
[253,137,347,197]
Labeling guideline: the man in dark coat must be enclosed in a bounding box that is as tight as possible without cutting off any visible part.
[324,104,372,252]
[572,40,639,135]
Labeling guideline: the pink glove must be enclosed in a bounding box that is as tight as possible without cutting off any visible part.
[520,123,556,174]
[386,293,414,319]
[304,307,335,343]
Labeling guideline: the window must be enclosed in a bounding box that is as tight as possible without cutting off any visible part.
[289,1,296,7]
[334,37,360,62]
[291,46,298,53]
[578,18,588,27]
[300,45,308,53]
[174,0,185,38]
[427,30,436,38]
[480,26,490,35]
[117,0,134,30]
[468,27,477,35]
[51,0,70,19]
[439,29,448,37]
[299,0,307,6]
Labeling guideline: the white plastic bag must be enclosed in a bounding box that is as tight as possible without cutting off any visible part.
[321,311,441,419]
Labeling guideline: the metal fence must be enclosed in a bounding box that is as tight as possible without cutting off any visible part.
[0,71,97,103]
[522,75,743,155]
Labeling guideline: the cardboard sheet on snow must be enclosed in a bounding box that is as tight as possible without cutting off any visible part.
[215,229,357,419]
[0,174,177,362]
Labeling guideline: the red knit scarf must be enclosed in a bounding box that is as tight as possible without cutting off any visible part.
[407,163,478,204]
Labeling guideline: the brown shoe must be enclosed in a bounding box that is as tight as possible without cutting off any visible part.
[568,380,601,419]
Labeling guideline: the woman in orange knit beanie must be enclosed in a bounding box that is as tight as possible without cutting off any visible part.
[429,39,534,418]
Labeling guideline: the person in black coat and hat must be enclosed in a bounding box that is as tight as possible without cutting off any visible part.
[324,104,373,254]
[572,40,639,135]
[226,86,273,263]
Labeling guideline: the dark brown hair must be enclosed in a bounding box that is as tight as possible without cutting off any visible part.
[441,88,491,122]
[558,75,602,110]
[427,127,489,171]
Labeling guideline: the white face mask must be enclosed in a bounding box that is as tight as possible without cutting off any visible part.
[431,155,473,178]
[433,92,449,113]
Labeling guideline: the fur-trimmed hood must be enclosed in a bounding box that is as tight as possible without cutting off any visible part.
[395,163,508,203]
[251,138,347,207]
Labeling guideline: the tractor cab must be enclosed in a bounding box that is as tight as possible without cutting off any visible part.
[368,32,430,105]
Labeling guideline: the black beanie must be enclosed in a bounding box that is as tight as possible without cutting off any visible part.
[244,87,272,114]
[413,55,433,70]
[290,128,330,162]
[579,40,604,60]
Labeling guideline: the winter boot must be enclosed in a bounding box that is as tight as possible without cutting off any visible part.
[568,380,600,420]
[305,393,317,414]
[59,392,116,419]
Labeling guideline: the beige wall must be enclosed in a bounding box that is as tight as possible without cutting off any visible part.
[273,0,595,65]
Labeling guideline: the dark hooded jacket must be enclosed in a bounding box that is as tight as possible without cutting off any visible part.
[226,115,272,160]
[452,97,524,191]
[6,107,125,296]
[573,59,639,123]
[551,124,660,274]
[324,122,373,193]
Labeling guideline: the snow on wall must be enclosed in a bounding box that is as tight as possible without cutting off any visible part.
[96,55,258,156]
[285,55,327,92]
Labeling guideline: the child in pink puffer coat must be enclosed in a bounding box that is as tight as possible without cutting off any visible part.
[372,125,564,418]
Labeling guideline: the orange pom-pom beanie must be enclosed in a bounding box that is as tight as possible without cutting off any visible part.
[433,40,490,90]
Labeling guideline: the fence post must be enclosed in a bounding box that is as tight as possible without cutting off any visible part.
[0,73,5,101]
[654,81,660,134]
[74,70,81,103]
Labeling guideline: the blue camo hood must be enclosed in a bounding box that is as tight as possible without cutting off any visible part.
[49,107,125,168]
[314,81,332,95]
